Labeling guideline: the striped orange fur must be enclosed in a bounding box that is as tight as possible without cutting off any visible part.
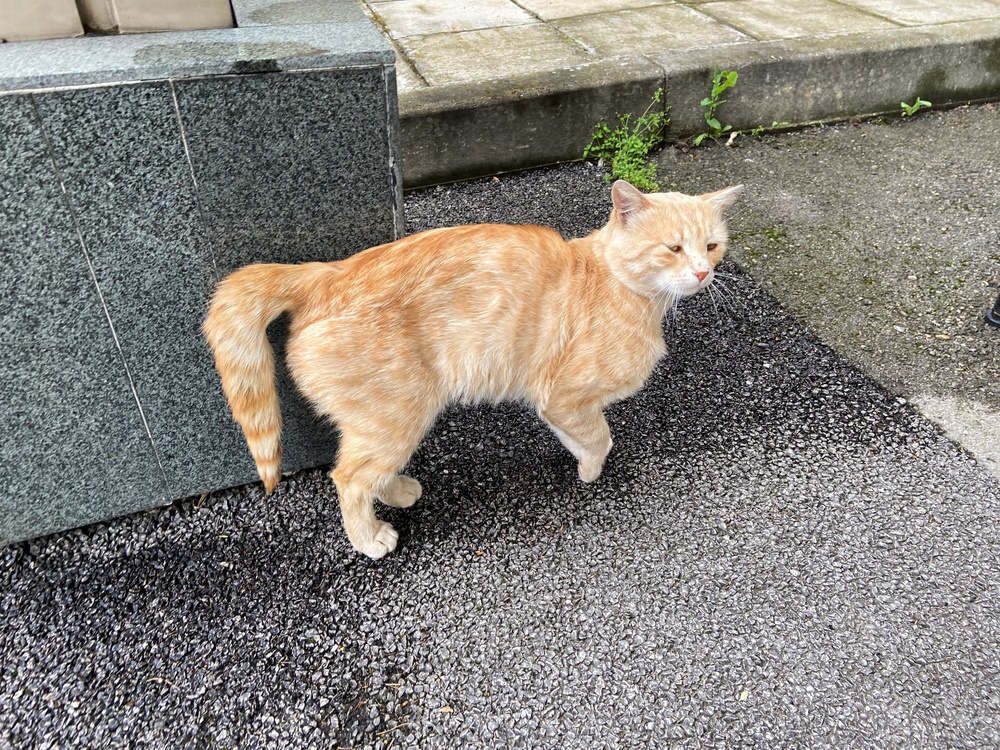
[204,181,742,558]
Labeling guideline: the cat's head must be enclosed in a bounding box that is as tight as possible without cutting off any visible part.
[601,180,743,300]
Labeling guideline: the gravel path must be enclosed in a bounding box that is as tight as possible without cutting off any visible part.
[2,162,999,749]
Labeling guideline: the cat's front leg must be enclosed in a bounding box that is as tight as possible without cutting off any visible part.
[540,402,613,483]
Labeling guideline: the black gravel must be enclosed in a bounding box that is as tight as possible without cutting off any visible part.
[3,162,999,749]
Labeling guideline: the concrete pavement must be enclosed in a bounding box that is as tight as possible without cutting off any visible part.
[654,103,1000,478]
[357,0,1000,185]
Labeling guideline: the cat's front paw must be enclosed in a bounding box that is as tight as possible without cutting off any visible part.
[379,475,422,508]
[354,521,399,559]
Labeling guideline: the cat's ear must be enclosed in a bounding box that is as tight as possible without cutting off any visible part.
[612,180,650,225]
[701,185,744,213]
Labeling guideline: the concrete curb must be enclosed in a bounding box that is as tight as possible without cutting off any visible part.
[399,20,1000,188]
[398,56,662,188]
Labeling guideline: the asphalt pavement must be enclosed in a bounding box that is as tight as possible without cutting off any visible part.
[3,113,1000,749]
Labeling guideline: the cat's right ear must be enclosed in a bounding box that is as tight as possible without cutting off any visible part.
[612,180,649,225]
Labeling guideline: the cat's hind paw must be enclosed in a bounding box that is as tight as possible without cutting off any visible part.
[355,521,399,559]
[379,475,422,508]
[578,461,603,483]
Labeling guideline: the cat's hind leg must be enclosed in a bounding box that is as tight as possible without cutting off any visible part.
[331,407,437,558]
[540,399,613,483]
[378,475,422,509]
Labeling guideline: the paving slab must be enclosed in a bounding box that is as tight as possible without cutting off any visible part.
[697,0,898,40]
[401,23,593,86]
[553,4,747,56]
[370,0,535,37]
[844,0,1000,26]
[517,0,673,21]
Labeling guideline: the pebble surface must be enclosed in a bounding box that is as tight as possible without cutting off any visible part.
[2,162,999,749]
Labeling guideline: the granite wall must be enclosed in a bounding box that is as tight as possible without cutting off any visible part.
[0,0,404,543]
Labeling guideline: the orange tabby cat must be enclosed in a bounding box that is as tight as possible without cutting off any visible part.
[204,180,742,558]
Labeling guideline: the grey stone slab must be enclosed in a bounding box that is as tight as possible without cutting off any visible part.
[402,23,594,87]
[840,0,1000,27]
[552,4,746,57]
[0,0,83,42]
[173,68,402,476]
[231,0,369,27]
[0,22,392,93]
[697,0,897,41]
[515,0,670,21]
[0,94,167,544]
[370,0,535,38]
[32,82,257,501]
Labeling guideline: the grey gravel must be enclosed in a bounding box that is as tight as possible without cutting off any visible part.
[3,154,1000,749]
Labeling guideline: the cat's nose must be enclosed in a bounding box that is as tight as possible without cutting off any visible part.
[694,270,709,283]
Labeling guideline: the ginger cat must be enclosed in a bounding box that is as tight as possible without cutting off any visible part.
[204,180,742,558]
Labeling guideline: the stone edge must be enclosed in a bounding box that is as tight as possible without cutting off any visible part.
[0,10,393,93]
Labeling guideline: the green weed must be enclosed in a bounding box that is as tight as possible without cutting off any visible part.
[584,89,669,191]
[901,97,931,117]
[752,120,791,139]
[693,68,738,146]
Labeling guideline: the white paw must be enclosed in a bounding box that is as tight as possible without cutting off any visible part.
[379,475,422,509]
[578,438,612,482]
[356,521,399,559]
[578,459,603,483]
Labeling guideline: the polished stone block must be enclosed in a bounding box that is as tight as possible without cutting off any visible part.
[232,0,368,27]
[174,68,401,271]
[0,23,393,92]
[0,95,167,544]
[0,7,403,543]
[33,82,255,500]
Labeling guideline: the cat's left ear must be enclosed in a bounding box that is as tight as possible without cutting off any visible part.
[612,180,650,225]
[701,185,744,213]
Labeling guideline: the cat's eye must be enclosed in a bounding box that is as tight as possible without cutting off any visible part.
[668,245,682,254]
[707,243,718,252]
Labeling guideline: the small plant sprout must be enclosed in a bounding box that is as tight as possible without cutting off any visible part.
[901,97,931,117]
[693,68,738,146]
[584,89,670,191]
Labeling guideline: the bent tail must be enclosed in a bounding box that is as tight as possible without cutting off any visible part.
[203,262,325,492]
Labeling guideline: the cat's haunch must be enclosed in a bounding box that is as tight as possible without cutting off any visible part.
[204,180,743,558]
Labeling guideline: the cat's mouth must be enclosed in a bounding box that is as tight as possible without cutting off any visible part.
[678,277,711,297]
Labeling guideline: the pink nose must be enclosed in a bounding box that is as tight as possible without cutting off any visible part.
[694,270,709,283]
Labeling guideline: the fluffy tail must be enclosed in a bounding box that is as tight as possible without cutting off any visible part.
[203,262,324,492]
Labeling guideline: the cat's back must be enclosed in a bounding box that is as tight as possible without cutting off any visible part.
[297,222,591,402]
[347,222,571,277]
[330,223,580,310]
